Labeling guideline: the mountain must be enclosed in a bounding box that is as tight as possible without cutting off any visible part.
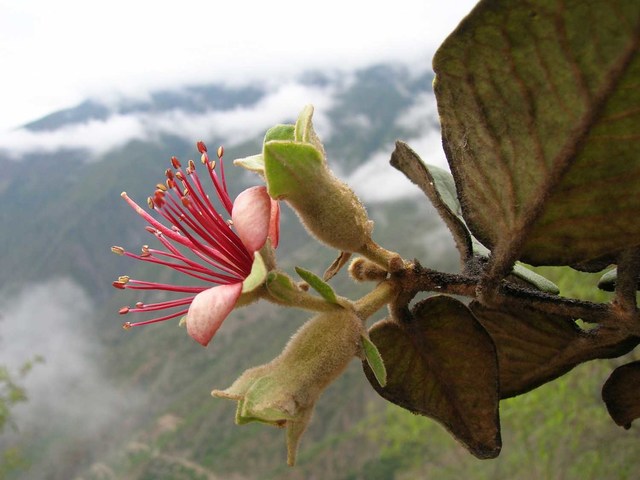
[1,60,637,480]
[0,62,458,479]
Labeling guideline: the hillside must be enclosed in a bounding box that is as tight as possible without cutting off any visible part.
[0,63,456,479]
[1,58,638,480]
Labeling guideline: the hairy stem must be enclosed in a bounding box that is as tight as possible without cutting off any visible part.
[354,280,398,321]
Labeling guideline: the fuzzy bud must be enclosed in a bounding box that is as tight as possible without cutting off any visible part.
[212,309,366,466]
[263,106,373,253]
[348,257,388,282]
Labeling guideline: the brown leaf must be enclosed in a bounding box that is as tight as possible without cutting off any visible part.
[363,295,501,459]
[323,251,352,281]
[433,0,640,268]
[602,361,640,429]
[470,302,585,398]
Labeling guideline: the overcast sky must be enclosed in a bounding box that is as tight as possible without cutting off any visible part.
[0,0,477,132]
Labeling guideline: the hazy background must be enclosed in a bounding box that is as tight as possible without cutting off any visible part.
[0,0,476,131]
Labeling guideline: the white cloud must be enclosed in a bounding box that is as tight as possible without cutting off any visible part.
[0,279,143,435]
[0,81,336,159]
[0,114,147,158]
[396,91,441,132]
[0,0,479,131]
[346,145,422,203]
[346,99,449,204]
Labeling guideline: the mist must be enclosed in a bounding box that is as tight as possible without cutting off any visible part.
[0,278,145,476]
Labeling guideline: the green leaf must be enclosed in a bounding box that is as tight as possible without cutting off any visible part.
[602,361,640,429]
[598,268,618,291]
[294,266,338,304]
[511,263,560,295]
[597,267,640,292]
[294,105,314,142]
[293,104,324,153]
[264,124,295,143]
[433,0,640,267]
[241,252,267,293]
[360,334,386,387]
[470,302,584,398]
[263,141,325,199]
[363,295,501,459]
[233,154,265,174]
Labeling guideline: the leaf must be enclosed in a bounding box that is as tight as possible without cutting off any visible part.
[233,154,265,174]
[264,124,295,143]
[433,0,640,268]
[294,266,339,304]
[602,361,640,429]
[598,267,640,292]
[390,141,472,259]
[263,141,325,200]
[363,295,501,459]
[323,251,352,281]
[470,302,585,398]
[391,142,559,293]
[241,252,267,293]
[598,268,618,291]
[511,263,560,295]
[361,334,386,387]
[293,104,324,153]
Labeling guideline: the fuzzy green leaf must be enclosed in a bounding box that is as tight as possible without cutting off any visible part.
[263,141,325,200]
[294,104,324,153]
[361,334,386,387]
[233,154,265,174]
[295,266,338,304]
[241,252,267,293]
[433,0,640,267]
[264,124,295,143]
[363,296,501,459]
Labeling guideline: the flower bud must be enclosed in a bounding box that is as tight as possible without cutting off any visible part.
[212,308,366,466]
[263,106,373,253]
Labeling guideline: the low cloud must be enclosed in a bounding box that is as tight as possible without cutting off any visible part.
[346,130,448,203]
[0,81,336,160]
[0,278,142,437]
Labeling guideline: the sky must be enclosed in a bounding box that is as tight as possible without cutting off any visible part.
[0,0,477,132]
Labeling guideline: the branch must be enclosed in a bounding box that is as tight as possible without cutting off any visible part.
[403,262,615,325]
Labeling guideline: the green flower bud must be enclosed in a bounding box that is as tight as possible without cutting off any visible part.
[212,309,366,466]
[263,106,373,253]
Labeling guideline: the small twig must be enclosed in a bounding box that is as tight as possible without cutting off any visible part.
[613,248,640,315]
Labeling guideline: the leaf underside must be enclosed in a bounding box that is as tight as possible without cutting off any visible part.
[470,301,585,398]
[390,141,558,293]
[363,295,501,459]
[602,361,640,429]
[433,0,640,268]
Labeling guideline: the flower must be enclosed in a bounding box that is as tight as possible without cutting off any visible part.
[112,142,280,346]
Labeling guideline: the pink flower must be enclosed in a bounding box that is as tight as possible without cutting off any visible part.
[113,142,279,346]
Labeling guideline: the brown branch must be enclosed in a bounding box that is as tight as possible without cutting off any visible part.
[402,262,614,324]
[613,248,640,315]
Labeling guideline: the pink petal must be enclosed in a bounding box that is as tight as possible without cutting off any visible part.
[269,198,280,249]
[232,186,271,253]
[186,283,242,346]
